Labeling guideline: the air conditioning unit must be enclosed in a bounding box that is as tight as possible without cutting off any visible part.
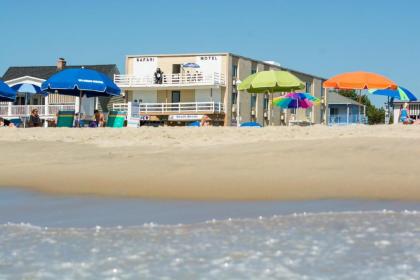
[251,109,256,116]
[232,106,237,113]
[263,112,268,118]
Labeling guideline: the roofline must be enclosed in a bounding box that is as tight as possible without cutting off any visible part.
[5,63,118,69]
[4,76,46,84]
[329,102,365,106]
[328,92,364,106]
[125,52,327,81]
[394,101,420,104]
[228,52,327,81]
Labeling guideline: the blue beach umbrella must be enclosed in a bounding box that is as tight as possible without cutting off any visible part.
[370,87,417,102]
[41,68,121,126]
[182,63,200,68]
[0,80,16,102]
[11,83,47,95]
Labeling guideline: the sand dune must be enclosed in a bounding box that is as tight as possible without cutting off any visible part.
[0,125,419,200]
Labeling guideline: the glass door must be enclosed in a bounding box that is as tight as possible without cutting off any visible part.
[171,91,181,103]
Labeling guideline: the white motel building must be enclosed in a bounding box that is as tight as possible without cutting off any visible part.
[113,53,328,126]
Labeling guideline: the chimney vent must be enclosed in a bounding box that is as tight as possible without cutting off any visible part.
[57,58,66,70]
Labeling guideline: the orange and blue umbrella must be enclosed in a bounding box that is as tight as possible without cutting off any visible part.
[273,93,320,109]
[370,87,417,102]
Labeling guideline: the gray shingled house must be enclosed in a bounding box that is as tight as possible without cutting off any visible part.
[1,58,123,112]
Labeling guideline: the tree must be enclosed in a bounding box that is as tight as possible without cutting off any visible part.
[338,90,385,125]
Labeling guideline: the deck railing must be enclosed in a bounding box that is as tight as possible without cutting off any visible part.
[0,104,76,118]
[114,72,225,88]
[329,115,367,125]
[113,102,224,116]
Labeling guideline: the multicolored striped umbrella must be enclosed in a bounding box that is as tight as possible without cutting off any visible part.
[369,87,417,102]
[273,93,320,109]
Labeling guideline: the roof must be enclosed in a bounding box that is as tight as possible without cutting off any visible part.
[126,52,327,81]
[2,64,119,81]
[328,91,364,106]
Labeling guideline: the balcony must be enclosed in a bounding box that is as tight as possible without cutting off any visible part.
[0,104,76,118]
[113,102,224,116]
[114,72,225,89]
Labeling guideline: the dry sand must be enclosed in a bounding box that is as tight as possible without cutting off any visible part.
[0,125,419,200]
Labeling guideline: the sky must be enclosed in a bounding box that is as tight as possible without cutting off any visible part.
[1,0,419,107]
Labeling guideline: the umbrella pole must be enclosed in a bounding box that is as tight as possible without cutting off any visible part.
[270,90,273,126]
[24,93,27,128]
[78,91,83,127]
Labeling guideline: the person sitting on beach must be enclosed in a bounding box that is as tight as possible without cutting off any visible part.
[0,117,15,127]
[29,109,42,127]
[93,109,105,127]
[400,103,414,124]
[200,115,211,126]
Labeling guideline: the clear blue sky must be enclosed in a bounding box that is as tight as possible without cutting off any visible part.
[1,0,419,107]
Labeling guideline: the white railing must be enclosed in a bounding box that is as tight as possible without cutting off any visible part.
[112,103,129,112]
[114,72,226,88]
[0,104,76,118]
[113,102,224,116]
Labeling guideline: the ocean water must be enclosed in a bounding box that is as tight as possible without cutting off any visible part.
[1,189,420,279]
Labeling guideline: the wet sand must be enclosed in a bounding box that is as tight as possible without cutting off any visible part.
[0,126,419,200]
[2,188,420,227]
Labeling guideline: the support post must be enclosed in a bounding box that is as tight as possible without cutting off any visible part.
[44,96,49,116]
[7,102,12,117]
[127,101,132,118]
[236,91,240,127]
[347,104,350,125]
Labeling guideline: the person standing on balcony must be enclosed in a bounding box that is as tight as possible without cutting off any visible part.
[154,68,163,84]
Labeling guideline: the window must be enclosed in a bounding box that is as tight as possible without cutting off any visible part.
[330,107,339,115]
[263,94,269,110]
[251,68,257,75]
[232,65,238,78]
[306,82,312,93]
[251,94,257,109]
[231,91,238,105]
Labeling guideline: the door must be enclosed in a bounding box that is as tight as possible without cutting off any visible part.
[172,64,181,84]
[172,64,181,74]
[171,91,181,103]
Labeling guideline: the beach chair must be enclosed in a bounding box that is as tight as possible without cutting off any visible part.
[240,122,262,127]
[8,118,23,127]
[56,110,75,127]
[106,111,125,128]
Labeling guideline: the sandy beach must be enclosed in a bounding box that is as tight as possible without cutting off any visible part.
[0,125,419,200]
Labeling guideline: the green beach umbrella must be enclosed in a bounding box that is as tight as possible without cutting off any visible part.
[238,70,305,93]
[238,70,305,125]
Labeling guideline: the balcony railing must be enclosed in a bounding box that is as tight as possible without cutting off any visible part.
[113,102,224,116]
[329,115,367,125]
[0,104,76,118]
[114,72,225,88]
